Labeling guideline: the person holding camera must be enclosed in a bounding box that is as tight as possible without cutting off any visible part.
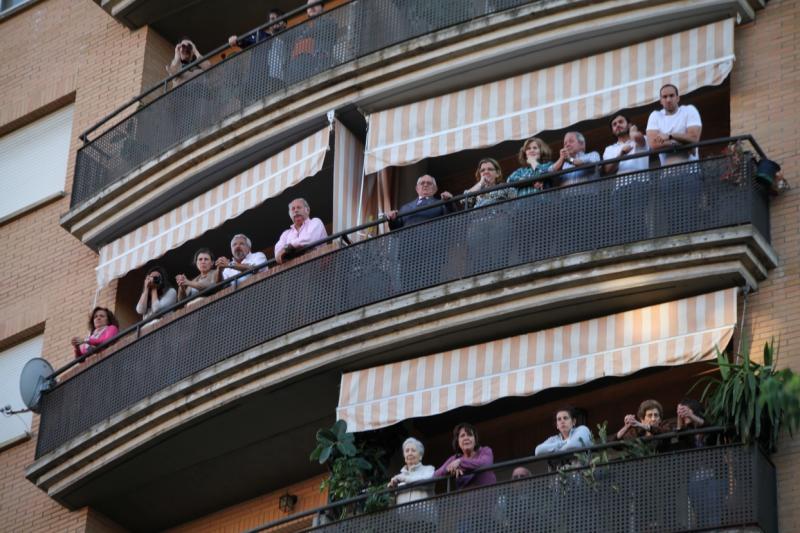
[166,37,211,89]
[136,265,177,320]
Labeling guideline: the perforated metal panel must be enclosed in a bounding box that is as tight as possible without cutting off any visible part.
[70,0,536,207]
[302,445,776,533]
[37,156,768,458]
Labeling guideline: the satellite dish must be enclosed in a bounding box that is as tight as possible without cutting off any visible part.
[19,358,54,413]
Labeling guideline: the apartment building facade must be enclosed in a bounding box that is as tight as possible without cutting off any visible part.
[0,0,797,531]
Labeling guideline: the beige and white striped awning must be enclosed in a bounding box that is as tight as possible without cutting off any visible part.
[364,18,735,175]
[332,120,365,234]
[95,125,332,287]
[337,288,737,432]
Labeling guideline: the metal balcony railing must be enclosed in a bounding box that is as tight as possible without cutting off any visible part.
[71,0,537,208]
[248,440,777,533]
[35,146,770,459]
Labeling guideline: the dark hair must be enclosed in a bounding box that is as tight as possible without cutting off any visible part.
[678,398,705,418]
[268,8,285,17]
[609,113,631,132]
[517,137,552,165]
[88,306,119,331]
[659,83,679,96]
[637,399,663,420]
[451,422,481,453]
[193,247,214,265]
[553,405,577,424]
[145,265,172,297]
[474,158,504,184]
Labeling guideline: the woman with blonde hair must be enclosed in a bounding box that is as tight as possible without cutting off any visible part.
[507,137,554,196]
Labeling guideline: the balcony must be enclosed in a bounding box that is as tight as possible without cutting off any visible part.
[27,152,776,530]
[64,0,759,247]
[258,443,777,533]
[71,0,536,209]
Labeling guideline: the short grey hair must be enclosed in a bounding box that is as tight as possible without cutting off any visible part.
[416,175,437,187]
[566,131,586,146]
[230,234,252,249]
[289,198,310,210]
[403,437,425,458]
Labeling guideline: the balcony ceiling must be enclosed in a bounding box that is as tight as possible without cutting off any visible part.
[98,0,302,51]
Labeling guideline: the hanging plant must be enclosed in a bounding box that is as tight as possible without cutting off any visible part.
[693,339,800,452]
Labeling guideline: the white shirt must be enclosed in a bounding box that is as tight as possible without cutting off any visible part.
[646,105,702,165]
[222,251,268,281]
[603,138,649,174]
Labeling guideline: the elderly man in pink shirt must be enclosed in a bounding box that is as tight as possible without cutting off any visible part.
[275,198,328,264]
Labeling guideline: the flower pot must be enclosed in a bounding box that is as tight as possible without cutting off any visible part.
[756,159,781,187]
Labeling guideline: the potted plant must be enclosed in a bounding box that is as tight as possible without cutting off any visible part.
[693,339,800,452]
[309,420,391,520]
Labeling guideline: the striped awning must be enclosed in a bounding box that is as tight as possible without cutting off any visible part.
[364,18,734,175]
[332,120,365,234]
[95,125,332,287]
[337,288,737,432]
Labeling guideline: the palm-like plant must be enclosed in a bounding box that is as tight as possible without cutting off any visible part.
[694,339,800,452]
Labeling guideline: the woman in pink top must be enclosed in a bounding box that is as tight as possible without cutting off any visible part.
[71,307,120,358]
[435,422,496,490]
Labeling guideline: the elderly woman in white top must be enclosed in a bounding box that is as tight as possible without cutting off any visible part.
[388,437,435,504]
[534,406,593,456]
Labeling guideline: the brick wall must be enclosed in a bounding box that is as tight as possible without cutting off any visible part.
[0,0,170,531]
[165,475,328,533]
[730,0,800,531]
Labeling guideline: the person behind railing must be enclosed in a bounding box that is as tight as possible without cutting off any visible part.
[136,266,177,320]
[506,137,554,196]
[609,399,670,452]
[550,131,601,186]
[166,37,211,89]
[494,466,535,528]
[228,8,287,49]
[71,307,120,359]
[288,0,337,82]
[602,114,649,175]
[388,437,435,504]
[215,234,267,284]
[668,398,707,449]
[646,84,702,166]
[386,175,454,229]
[275,198,328,264]
[176,248,218,301]
[534,405,593,457]
[227,8,288,89]
[462,158,516,208]
[667,398,722,529]
[434,422,496,489]
[511,466,531,479]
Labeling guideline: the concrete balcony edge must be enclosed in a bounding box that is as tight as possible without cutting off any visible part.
[26,224,775,503]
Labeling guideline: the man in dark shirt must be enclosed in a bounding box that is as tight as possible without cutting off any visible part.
[387,175,454,229]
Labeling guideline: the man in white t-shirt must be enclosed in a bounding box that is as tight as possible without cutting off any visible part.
[646,84,702,166]
[603,114,649,175]
[215,233,267,283]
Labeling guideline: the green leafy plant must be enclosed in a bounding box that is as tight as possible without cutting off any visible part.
[693,339,800,452]
[309,420,390,519]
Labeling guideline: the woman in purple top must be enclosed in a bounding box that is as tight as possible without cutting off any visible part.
[434,422,496,489]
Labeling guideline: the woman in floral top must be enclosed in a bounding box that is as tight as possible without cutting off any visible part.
[507,137,554,196]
